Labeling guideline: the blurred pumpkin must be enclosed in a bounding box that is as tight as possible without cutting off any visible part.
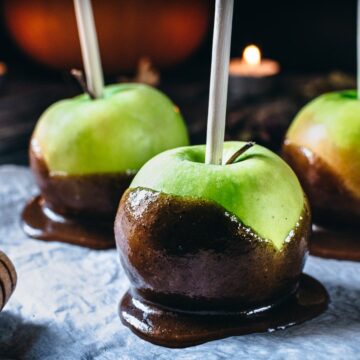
[3,0,211,74]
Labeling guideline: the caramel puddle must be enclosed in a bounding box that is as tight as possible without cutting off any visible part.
[119,274,328,348]
[22,195,114,249]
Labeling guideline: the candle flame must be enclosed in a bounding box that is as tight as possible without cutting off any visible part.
[243,45,261,66]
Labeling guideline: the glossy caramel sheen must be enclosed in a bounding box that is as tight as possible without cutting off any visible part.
[22,196,115,249]
[30,145,134,220]
[119,274,328,348]
[115,188,310,311]
[114,188,329,347]
[311,225,360,261]
[283,141,360,228]
[23,143,134,249]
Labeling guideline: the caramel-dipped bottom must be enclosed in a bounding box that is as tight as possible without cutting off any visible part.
[311,225,360,261]
[283,141,360,261]
[21,145,134,249]
[120,274,328,348]
[0,251,17,311]
[115,188,328,347]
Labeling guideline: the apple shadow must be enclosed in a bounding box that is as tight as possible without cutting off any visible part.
[0,311,53,359]
[0,312,104,359]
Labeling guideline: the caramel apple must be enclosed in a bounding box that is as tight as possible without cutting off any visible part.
[283,90,360,260]
[115,142,328,347]
[22,84,189,248]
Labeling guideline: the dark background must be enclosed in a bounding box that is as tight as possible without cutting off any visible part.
[0,0,357,76]
[0,0,357,165]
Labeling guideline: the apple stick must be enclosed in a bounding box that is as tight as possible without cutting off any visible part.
[205,0,234,165]
[358,0,360,98]
[74,0,104,98]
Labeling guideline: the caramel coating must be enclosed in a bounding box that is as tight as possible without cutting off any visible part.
[0,251,17,311]
[283,141,360,228]
[30,145,134,220]
[115,188,310,311]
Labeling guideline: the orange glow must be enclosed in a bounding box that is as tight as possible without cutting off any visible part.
[242,45,261,66]
[0,62,7,76]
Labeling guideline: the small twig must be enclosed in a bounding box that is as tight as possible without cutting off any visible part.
[225,142,256,165]
[134,58,160,86]
[118,57,160,86]
[71,69,96,99]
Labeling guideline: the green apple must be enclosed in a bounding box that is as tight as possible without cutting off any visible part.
[115,140,309,320]
[286,90,360,198]
[32,83,189,175]
[283,90,360,226]
[129,141,305,249]
[28,83,189,221]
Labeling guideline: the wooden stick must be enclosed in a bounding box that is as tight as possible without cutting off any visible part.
[0,251,17,311]
[74,0,104,98]
[358,0,360,98]
[205,0,234,165]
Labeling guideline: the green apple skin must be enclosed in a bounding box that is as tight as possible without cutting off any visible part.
[285,90,360,200]
[129,141,306,250]
[32,83,189,175]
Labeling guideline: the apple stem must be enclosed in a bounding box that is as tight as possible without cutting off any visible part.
[74,0,104,99]
[205,0,234,165]
[225,142,256,165]
[71,69,96,99]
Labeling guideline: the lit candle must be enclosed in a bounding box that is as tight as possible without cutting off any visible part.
[230,45,280,77]
[228,45,280,105]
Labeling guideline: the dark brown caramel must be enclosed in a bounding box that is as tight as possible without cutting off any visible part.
[114,188,324,347]
[21,144,134,248]
[283,141,360,261]
[310,225,360,261]
[22,196,115,249]
[30,146,134,219]
[119,274,328,348]
[116,188,310,310]
[282,141,360,228]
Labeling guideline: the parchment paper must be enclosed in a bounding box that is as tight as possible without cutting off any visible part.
[0,165,359,360]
